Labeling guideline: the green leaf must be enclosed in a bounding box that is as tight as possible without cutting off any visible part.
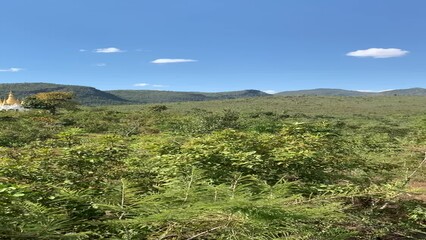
[12,193,25,197]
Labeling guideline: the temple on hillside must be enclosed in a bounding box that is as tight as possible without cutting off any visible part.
[0,91,25,111]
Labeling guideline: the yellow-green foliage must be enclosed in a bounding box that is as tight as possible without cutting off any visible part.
[1,96,426,239]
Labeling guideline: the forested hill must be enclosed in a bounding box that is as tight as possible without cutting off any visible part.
[276,88,374,96]
[381,88,426,96]
[0,83,269,105]
[107,89,269,103]
[0,83,128,105]
[3,83,426,105]
[276,88,426,96]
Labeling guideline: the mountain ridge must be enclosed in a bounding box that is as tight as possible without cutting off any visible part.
[0,83,270,105]
[2,83,426,105]
[107,89,269,103]
[276,88,371,96]
[275,88,426,96]
[0,82,128,105]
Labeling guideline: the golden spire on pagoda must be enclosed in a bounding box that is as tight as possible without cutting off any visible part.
[5,91,21,105]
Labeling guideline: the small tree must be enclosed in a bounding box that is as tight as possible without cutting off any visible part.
[23,92,78,114]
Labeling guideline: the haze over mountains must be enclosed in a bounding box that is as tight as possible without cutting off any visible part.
[1,83,426,105]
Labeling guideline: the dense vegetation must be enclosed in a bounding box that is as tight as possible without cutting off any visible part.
[1,96,425,239]
[4,83,426,107]
[0,83,269,105]
[0,83,127,105]
[107,89,269,104]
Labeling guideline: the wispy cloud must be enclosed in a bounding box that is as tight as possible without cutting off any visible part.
[95,47,124,53]
[95,63,107,67]
[263,90,277,94]
[151,59,197,64]
[356,90,375,92]
[134,83,167,88]
[0,68,24,72]
[79,49,87,52]
[357,89,395,93]
[347,48,409,58]
[134,83,149,87]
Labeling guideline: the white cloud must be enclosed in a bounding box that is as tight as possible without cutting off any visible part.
[264,90,277,94]
[356,90,375,92]
[346,48,409,58]
[0,68,24,72]
[151,59,197,64]
[95,47,124,53]
[134,83,167,88]
[79,49,87,52]
[357,89,395,93]
[95,63,107,67]
[134,83,149,87]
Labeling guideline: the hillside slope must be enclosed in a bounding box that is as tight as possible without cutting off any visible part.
[381,88,426,96]
[276,88,375,96]
[106,89,269,103]
[276,88,426,96]
[0,83,269,105]
[0,83,128,105]
[3,83,426,105]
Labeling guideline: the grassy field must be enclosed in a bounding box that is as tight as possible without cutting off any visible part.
[106,95,426,182]
[109,95,426,177]
[1,95,425,239]
[109,95,426,117]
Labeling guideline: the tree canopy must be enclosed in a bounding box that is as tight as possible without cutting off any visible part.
[23,91,78,114]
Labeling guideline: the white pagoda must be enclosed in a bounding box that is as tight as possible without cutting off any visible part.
[0,91,25,111]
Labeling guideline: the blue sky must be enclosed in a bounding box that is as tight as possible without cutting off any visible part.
[1,0,426,92]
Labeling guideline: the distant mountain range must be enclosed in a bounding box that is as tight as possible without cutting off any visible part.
[276,88,369,96]
[107,89,269,104]
[1,83,426,105]
[275,88,426,96]
[0,83,125,105]
[0,83,269,105]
